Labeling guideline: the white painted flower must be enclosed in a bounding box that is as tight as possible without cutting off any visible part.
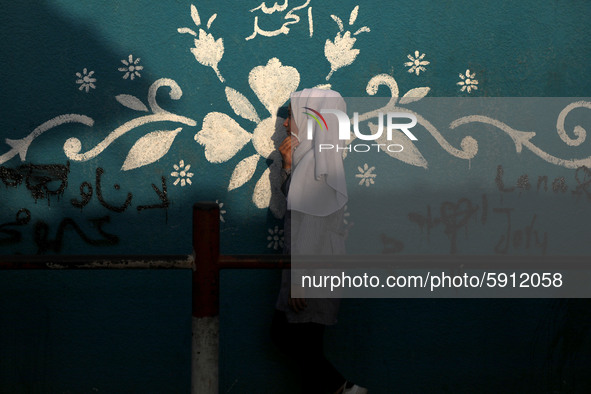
[216,199,226,223]
[170,160,194,186]
[404,51,430,76]
[325,32,358,81]
[178,5,225,82]
[325,6,370,80]
[457,69,478,93]
[191,29,224,82]
[75,68,96,93]
[355,163,376,187]
[266,225,284,250]
[195,58,299,215]
[343,204,351,225]
[118,54,143,80]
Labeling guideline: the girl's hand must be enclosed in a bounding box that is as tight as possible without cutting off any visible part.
[279,135,299,169]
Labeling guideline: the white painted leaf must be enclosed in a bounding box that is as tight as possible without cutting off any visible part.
[177,27,197,36]
[353,26,370,35]
[228,154,259,191]
[372,122,428,168]
[252,117,276,158]
[253,168,271,208]
[207,14,217,29]
[225,87,260,123]
[121,128,182,171]
[399,87,430,104]
[195,112,252,163]
[331,15,344,31]
[349,5,359,25]
[115,94,149,112]
[191,4,201,26]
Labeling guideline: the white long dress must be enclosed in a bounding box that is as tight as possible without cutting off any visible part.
[275,175,346,325]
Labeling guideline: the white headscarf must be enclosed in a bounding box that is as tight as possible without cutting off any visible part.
[287,88,348,216]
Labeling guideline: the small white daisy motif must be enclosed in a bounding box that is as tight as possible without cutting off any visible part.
[343,204,351,225]
[75,68,96,93]
[216,199,226,223]
[267,226,284,250]
[118,54,144,80]
[171,160,194,186]
[355,163,376,187]
[404,51,430,75]
[457,69,478,93]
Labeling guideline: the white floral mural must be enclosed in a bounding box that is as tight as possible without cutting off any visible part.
[324,6,370,80]
[171,160,194,187]
[404,51,430,76]
[63,79,197,171]
[266,225,284,250]
[457,69,478,93]
[178,5,225,82]
[194,57,299,216]
[119,54,143,80]
[355,163,376,187]
[75,68,96,92]
[216,200,226,223]
[1,0,590,232]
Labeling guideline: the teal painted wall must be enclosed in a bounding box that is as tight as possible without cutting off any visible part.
[1,1,591,392]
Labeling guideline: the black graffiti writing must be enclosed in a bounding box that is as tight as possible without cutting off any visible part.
[572,165,591,200]
[137,177,169,211]
[0,209,119,253]
[408,205,439,240]
[70,169,169,213]
[1,163,169,214]
[495,164,591,196]
[552,177,568,193]
[408,195,487,254]
[495,165,515,193]
[493,208,547,254]
[0,166,23,187]
[71,181,93,208]
[0,162,69,202]
[408,193,550,255]
[33,216,119,254]
[440,198,480,254]
[0,209,31,246]
[95,167,132,212]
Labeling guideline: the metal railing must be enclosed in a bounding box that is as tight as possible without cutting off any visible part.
[0,201,289,394]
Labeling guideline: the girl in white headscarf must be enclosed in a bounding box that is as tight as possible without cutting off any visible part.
[271,89,367,394]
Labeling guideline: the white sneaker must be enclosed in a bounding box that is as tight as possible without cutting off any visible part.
[343,383,368,394]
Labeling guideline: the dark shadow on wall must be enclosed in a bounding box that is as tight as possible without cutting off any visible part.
[0,2,156,135]
[0,2,190,393]
[0,0,199,255]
